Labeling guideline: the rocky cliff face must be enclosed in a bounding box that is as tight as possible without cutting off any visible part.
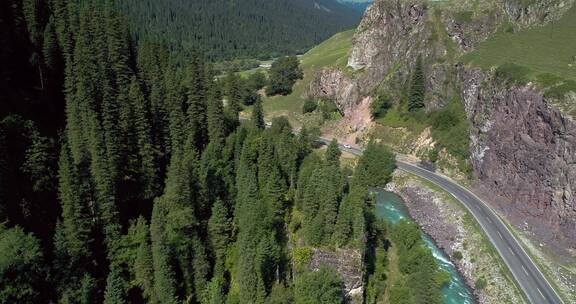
[461,68,576,256]
[308,0,576,256]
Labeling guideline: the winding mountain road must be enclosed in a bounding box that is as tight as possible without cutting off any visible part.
[317,138,564,304]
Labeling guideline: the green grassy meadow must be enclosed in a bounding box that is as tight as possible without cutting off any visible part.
[256,29,356,125]
[463,6,576,84]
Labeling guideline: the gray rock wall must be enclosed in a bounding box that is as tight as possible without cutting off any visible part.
[461,68,576,256]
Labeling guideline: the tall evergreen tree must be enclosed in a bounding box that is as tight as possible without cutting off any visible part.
[150,202,178,304]
[206,86,226,146]
[133,218,157,303]
[326,139,341,168]
[408,56,425,112]
[208,199,231,276]
[57,143,92,259]
[186,53,209,150]
[252,97,265,130]
[104,265,127,304]
[129,76,159,199]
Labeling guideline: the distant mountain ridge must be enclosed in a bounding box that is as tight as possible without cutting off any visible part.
[118,0,362,61]
[338,0,373,12]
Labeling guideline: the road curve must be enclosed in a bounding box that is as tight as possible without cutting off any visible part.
[317,138,564,304]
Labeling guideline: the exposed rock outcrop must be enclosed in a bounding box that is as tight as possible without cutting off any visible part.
[310,0,576,257]
[308,248,364,304]
[308,68,360,116]
[461,68,576,257]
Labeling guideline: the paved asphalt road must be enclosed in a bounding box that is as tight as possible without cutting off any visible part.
[317,138,564,304]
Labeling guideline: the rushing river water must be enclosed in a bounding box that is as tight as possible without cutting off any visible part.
[375,191,475,304]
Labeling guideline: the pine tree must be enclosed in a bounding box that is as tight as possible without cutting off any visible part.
[326,139,341,168]
[43,20,60,71]
[224,71,243,115]
[0,225,45,303]
[408,56,425,112]
[208,199,231,276]
[57,143,92,259]
[252,97,265,130]
[206,86,226,147]
[186,53,209,150]
[133,218,157,303]
[150,202,178,304]
[104,265,127,304]
[130,76,159,199]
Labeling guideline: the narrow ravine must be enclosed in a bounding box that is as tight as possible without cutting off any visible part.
[375,191,475,304]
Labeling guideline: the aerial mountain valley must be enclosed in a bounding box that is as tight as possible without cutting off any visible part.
[0,0,574,303]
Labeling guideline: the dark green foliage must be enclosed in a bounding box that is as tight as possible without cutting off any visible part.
[475,277,488,290]
[132,219,157,303]
[252,97,266,130]
[150,202,178,304]
[129,76,159,199]
[294,267,345,304]
[408,56,425,112]
[0,225,45,303]
[246,71,268,92]
[267,283,294,304]
[57,143,92,259]
[266,56,304,96]
[104,265,127,304]
[429,96,471,169]
[117,0,361,61]
[389,221,445,304]
[370,94,392,118]
[353,141,396,188]
[208,199,231,275]
[318,98,340,119]
[332,187,369,247]
[326,139,342,167]
[302,99,317,114]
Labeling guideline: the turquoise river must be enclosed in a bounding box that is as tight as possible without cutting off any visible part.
[375,191,475,304]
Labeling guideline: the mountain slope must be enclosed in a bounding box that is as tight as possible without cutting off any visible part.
[118,0,362,61]
[338,0,373,12]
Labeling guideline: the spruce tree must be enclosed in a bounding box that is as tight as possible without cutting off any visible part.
[57,143,92,259]
[208,199,231,276]
[150,202,178,304]
[133,219,157,303]
[104,265,127,304]
[186,53,209,150]
[408,56,425,112]
[206,86,226,146]
[326,139,341,168]
[252,97,265,130]
[129,76,159,199]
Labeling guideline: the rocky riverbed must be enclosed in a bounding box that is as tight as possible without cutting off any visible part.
[385,170,526,304]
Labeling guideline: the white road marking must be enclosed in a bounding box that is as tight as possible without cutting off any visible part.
[522,265,529,276]
[508,246,516,256]
[537,287,545,299]
[486,217,493,224]
[498,231,504,240]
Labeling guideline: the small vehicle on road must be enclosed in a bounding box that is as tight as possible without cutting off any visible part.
[343,144,351,149]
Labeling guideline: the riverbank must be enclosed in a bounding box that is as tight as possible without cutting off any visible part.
[385,170,526,304]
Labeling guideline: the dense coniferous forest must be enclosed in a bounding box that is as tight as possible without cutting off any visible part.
[0,0,446,303]
[116,0,362,61]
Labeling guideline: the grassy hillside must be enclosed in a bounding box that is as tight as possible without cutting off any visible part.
[258,29,356,125]
[463,5,576,106]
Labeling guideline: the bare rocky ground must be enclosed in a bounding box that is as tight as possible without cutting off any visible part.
[308,248,364,304]
[385,170,526,304]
